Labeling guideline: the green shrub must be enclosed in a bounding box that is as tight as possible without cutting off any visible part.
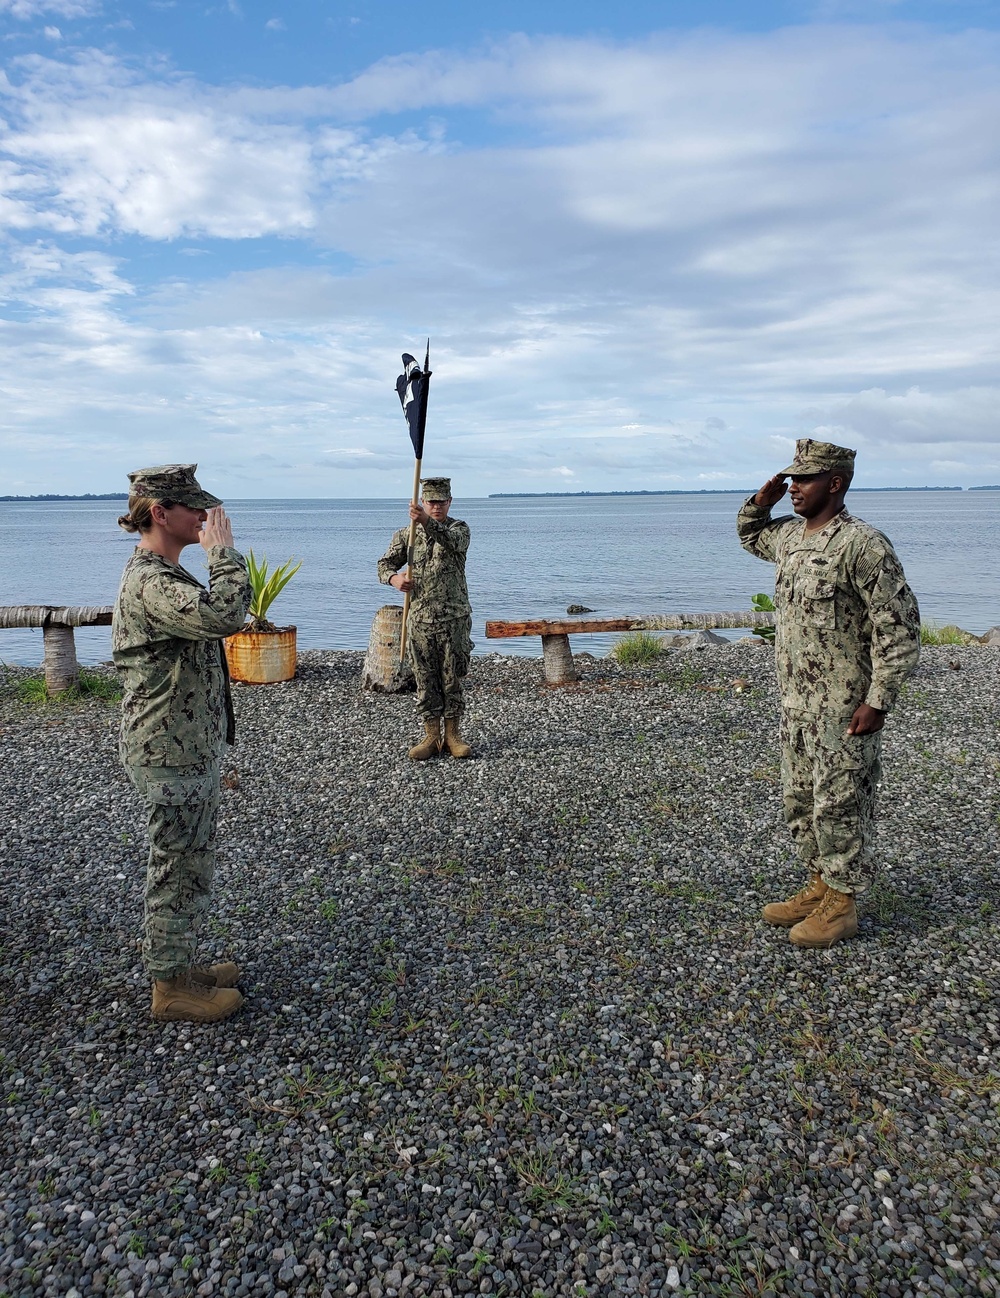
[610,630,663,667]
[750,592,775,642]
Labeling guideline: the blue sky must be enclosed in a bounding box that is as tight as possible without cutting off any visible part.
[1,0,998,497]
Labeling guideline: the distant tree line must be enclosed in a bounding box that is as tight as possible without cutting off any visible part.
[489,486,971,498]
[0,493,128,501]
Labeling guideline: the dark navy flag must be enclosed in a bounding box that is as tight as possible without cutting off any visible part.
[395,352,430,458]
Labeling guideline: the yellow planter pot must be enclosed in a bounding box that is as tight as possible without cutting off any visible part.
[225,627,297,684]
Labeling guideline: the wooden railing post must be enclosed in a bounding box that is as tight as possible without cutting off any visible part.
[541,634,577,685]
[43,624,80,694]
[0,605,114,695]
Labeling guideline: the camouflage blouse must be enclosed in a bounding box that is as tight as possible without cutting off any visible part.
[737,501,920,718]
[112,546,250,767]
[377,516,471,626]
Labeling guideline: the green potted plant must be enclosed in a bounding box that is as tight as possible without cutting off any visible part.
[224,551,302,684]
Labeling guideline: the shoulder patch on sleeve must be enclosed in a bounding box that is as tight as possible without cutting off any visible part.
[853,546,886,589]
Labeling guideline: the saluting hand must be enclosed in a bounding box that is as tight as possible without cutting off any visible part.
[201,506,235,551]
[754,475,789,509]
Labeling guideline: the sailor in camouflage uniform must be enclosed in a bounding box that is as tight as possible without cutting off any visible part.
[738,440,920,947]
[378,477,474,759]
[113,465,250,1021]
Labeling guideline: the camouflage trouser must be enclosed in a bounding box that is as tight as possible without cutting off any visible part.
[126,759,221,979]
[780,713,882,895]
[407,616,473,720]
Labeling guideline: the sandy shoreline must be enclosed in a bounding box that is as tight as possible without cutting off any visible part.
[2,644,999,1297]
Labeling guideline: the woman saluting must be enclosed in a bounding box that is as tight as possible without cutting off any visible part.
[113,465,250,1023]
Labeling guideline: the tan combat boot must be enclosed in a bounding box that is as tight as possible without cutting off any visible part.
[152,974,244,1023]
[408,719,442,761]
[789,887,858,948]
[443,717,472,759]
[762,873,828,928]
[191,961,241,989]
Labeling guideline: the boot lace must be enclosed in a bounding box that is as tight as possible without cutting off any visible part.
[810,889,841,921]
[793,877,823,904]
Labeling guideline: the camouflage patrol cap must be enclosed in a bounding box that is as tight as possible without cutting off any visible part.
[127,464,222,509]
[420,477,452,501]
[780,438,856,477]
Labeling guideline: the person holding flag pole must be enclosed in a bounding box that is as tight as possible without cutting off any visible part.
[378,348,474,759]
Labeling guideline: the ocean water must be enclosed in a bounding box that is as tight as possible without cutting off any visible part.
[1,492,997,666]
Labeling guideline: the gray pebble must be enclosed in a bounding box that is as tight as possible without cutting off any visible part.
[2,645,999,1297]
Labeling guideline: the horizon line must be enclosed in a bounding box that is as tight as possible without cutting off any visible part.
[3,484,1000,503]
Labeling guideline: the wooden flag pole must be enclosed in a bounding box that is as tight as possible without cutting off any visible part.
[399,340,431,664]
[399,455,421,663]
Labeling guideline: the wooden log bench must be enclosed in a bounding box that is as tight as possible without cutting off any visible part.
[484,611,777,684]
[0,605,114,694]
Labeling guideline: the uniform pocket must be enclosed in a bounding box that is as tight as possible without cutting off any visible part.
[128,763,218,806]
[840,732,876,771]
[797,578,837,628]
[816,722,881,771]
[452,616,473,678]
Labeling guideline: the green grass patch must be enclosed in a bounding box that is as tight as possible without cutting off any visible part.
[510,1150,585,1213]
[658,659,706,688]
[920,621,976,646]
[12,668,122,705]
[650,879,715,903]
[14,676,48,703]
[609,630,663,667]
[864,879,931,928]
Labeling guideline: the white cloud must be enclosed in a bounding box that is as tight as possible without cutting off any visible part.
[0,59,319,237]
[0,27,998,492]
[0,52,445,240]
[0,0,97,16]
[810,386,1000,447]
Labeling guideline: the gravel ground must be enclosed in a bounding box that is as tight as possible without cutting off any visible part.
[2,642,999,1298]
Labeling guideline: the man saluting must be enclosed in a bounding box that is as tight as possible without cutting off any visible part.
[738,440,920,947]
